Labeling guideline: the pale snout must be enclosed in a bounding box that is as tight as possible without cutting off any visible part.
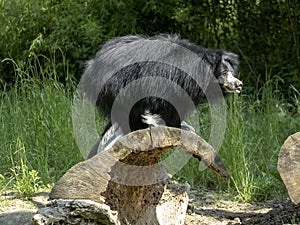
[223,71,243,94]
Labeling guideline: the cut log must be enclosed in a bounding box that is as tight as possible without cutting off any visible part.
[278,132,300,205]
[32,126,229,225]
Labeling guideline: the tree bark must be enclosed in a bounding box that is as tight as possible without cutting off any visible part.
[278,132,300,205]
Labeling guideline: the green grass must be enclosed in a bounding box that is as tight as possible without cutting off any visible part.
[0,63,299,201]
[0,59,83,198]
[175,76,300,202]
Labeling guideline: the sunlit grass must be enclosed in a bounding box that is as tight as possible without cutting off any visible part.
[175,76,300,202]
[0,58,83,198]
[0,65,299,201]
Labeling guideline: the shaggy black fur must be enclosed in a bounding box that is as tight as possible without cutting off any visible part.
[81,34,242,137]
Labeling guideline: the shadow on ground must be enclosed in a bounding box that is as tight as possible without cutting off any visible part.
[1,190,299,225]
[0,210,35,225]
[0,191,49,225]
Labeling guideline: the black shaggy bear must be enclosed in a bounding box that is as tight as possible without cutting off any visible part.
[80,34,243,158]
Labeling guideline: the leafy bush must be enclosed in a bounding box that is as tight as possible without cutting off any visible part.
[1,0,299,93]
[0,0,103,82]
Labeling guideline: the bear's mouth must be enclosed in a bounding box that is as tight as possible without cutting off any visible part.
[224,85,242,94]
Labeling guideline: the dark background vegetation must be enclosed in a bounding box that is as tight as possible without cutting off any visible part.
[0,0,299,94]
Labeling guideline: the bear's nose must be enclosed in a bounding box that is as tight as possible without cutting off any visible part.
[235,80,243,92]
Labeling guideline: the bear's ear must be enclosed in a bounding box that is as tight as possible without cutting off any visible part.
[220,51,239,76]
[203,51,222,68]
[222,52,239,66]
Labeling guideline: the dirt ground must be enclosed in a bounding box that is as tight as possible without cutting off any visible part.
[185,190,300,225]
[0,190,299,225]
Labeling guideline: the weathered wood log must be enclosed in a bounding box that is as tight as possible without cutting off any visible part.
[278,132,300,205]
[33,126,229,225]
[32,199,120,225]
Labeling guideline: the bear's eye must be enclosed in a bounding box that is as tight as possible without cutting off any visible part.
[221,70,228,76]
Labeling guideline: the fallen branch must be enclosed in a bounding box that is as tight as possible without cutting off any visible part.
[33,126,230,225]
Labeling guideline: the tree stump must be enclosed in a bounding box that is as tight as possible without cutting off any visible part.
[278,132,300,205]
[32,126,230,225]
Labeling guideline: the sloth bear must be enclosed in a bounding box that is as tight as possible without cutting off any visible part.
[80,34,243,158]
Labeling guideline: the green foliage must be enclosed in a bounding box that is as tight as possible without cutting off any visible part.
[175,75,300,202]
[0,0,103,82]
[0,0,300,203]
[235,0,300,93]
[0,174,7,194]
[0,58,83,190]
[1,0,299,93]
[9,138,41,199]
[0,63,300,202]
